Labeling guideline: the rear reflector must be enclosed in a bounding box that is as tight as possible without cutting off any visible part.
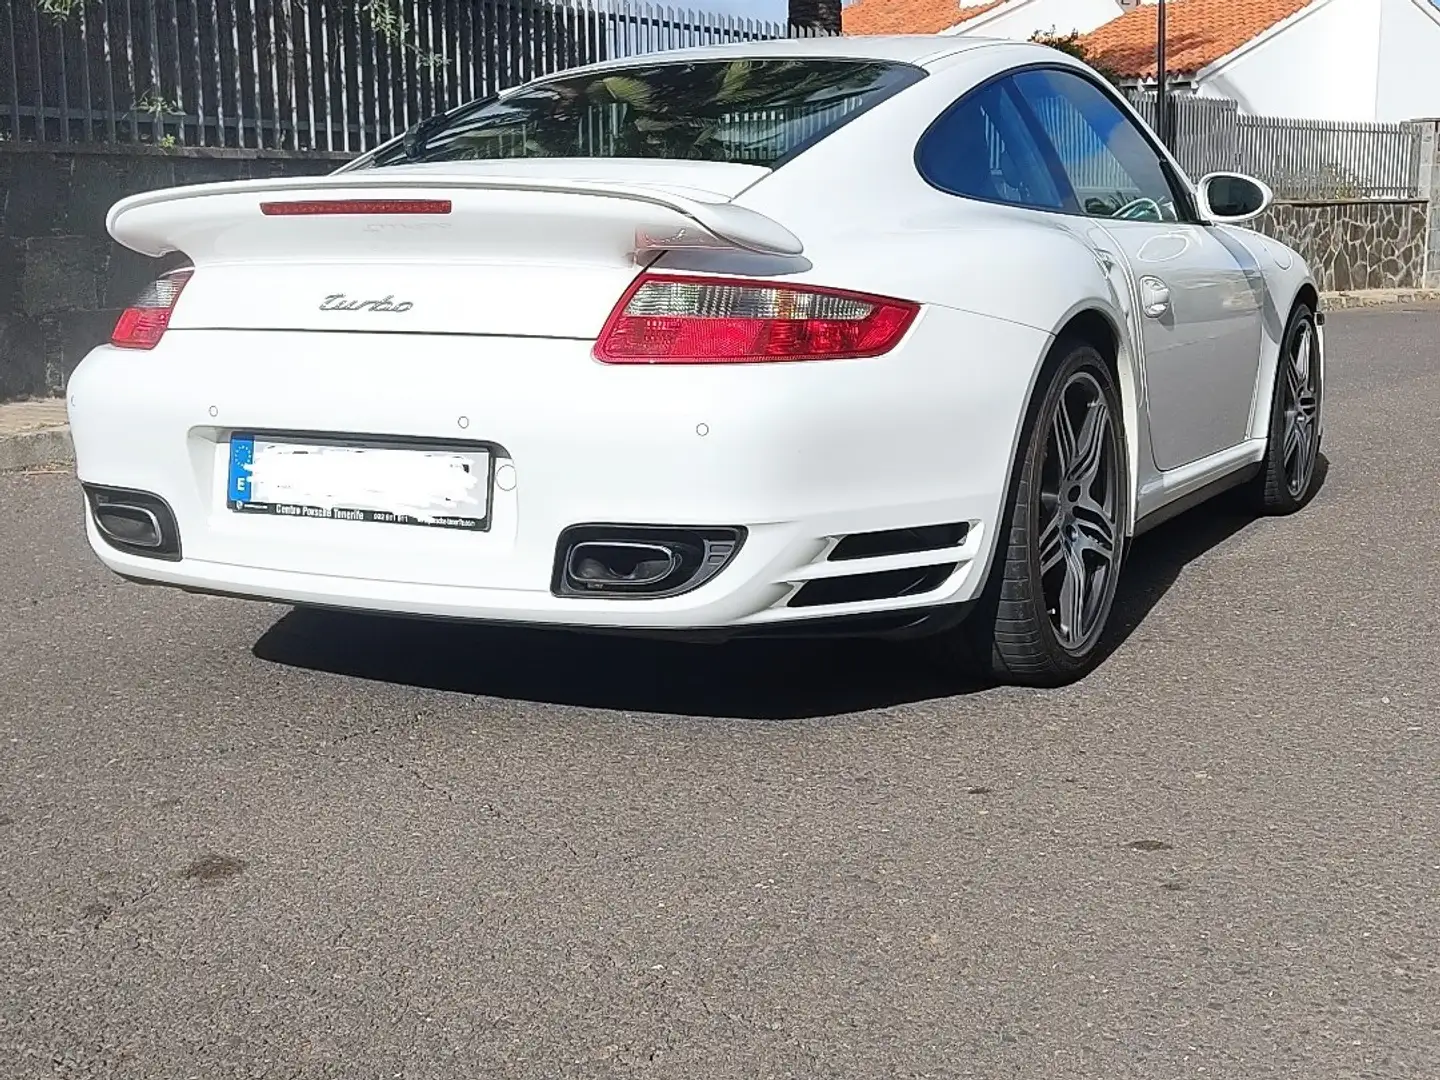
[594,274,919,364]
[111,268,193,350]
[259,199,452,216]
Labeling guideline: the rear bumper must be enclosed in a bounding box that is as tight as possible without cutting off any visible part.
[66,312,1047,631]
[107,554,977,642]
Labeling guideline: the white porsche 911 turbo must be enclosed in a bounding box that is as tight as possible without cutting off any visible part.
[67,35,1323,686]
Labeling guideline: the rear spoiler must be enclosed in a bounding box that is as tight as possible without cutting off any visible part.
[107,173,804,259]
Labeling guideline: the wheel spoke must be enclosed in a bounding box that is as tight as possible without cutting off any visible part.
[1072,494,1117,565]
[1057,545,1088,645]
[1282,413,1303,469]
[1292,324,1313,391]
[1051,401,1077,476]
[1293,416,1316,489]
[1037,511,1066,576]
[1286,360,1305,410]
[1068,400,1111,487]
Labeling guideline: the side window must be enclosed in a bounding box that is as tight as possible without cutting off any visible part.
[917,77,1069,212]
[1011,68,1181,223]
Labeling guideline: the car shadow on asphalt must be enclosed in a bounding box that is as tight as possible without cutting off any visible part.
[252,458,1327,720]
[1099,453,1330,664]
[253,611,963,721]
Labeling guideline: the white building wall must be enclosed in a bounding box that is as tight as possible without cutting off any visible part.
[944,0,1127,40]
[1194,0,1380,120]
[1374,0,1440,121]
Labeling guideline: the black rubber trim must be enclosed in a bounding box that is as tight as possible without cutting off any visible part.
[1133,463,1261,537]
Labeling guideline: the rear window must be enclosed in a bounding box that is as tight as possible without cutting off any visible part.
[363,58,923,169]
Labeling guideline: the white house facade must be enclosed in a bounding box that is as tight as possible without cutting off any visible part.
[846,0,1440,123]
[1190,0,1440,122]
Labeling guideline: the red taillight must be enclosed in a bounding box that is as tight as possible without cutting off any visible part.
[259,199,453,215]
[593,274,920,364]
[111,269,193,350]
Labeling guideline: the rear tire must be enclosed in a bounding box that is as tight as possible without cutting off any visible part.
[1248,303,1322,514]
[965,340,1128,687]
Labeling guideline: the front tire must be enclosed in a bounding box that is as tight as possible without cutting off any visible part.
[969,341,1128,687]
[1248,303,1322,514]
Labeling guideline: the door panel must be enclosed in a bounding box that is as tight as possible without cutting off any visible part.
[1096,221,1263,469]
[1006,66,1266,471]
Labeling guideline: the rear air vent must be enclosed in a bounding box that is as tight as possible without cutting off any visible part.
[829,522,969,562]
[84,485,182,560]
[553,525,745,599]
[788,564,956,609]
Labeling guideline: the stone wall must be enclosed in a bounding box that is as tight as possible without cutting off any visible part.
[0,144,348,401]
[1253,199,1429,293]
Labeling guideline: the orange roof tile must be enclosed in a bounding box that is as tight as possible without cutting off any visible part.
[842,0,1006,36]
[1079,0,1315,78]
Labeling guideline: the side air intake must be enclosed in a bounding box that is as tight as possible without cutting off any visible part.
[788,564,957,609]
[828,522,969,562]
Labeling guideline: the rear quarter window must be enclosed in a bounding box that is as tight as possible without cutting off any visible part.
[916,77,1070,212]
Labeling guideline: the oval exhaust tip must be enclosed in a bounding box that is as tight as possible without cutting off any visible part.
[551,525,745,600]
[567,541,680,589]
[94,504,164,549]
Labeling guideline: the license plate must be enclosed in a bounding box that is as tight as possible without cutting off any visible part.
[227,435,491,531]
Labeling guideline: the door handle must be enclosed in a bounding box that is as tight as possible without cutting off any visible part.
[1139,276,1170,318]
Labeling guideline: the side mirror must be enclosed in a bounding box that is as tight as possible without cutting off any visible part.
[1197,172,1273,224]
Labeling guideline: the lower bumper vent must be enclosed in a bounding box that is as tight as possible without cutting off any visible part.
[789,564,957,609]
[829,522,969,562]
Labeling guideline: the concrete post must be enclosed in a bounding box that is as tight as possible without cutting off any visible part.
[1418,120,1440,289]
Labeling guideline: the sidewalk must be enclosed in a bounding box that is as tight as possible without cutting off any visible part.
[0,399,73,472]
[1323,288,1440,310]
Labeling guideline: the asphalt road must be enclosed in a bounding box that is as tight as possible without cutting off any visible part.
[2,307,1437,1080]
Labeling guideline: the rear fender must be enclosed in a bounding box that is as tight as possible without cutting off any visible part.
[786,225,1145,537]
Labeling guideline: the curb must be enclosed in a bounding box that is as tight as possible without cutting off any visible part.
[0,426,74,472]
[1321,289,1440,310]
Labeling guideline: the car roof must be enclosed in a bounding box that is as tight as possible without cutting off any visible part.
[558,34,1012,75]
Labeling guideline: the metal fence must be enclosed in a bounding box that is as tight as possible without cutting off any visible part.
[0,0,820,152]
[1235,115,1424,200]
[2,3,1424,198]
[1125,92,1238,187]
[1127,91,1424,200]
